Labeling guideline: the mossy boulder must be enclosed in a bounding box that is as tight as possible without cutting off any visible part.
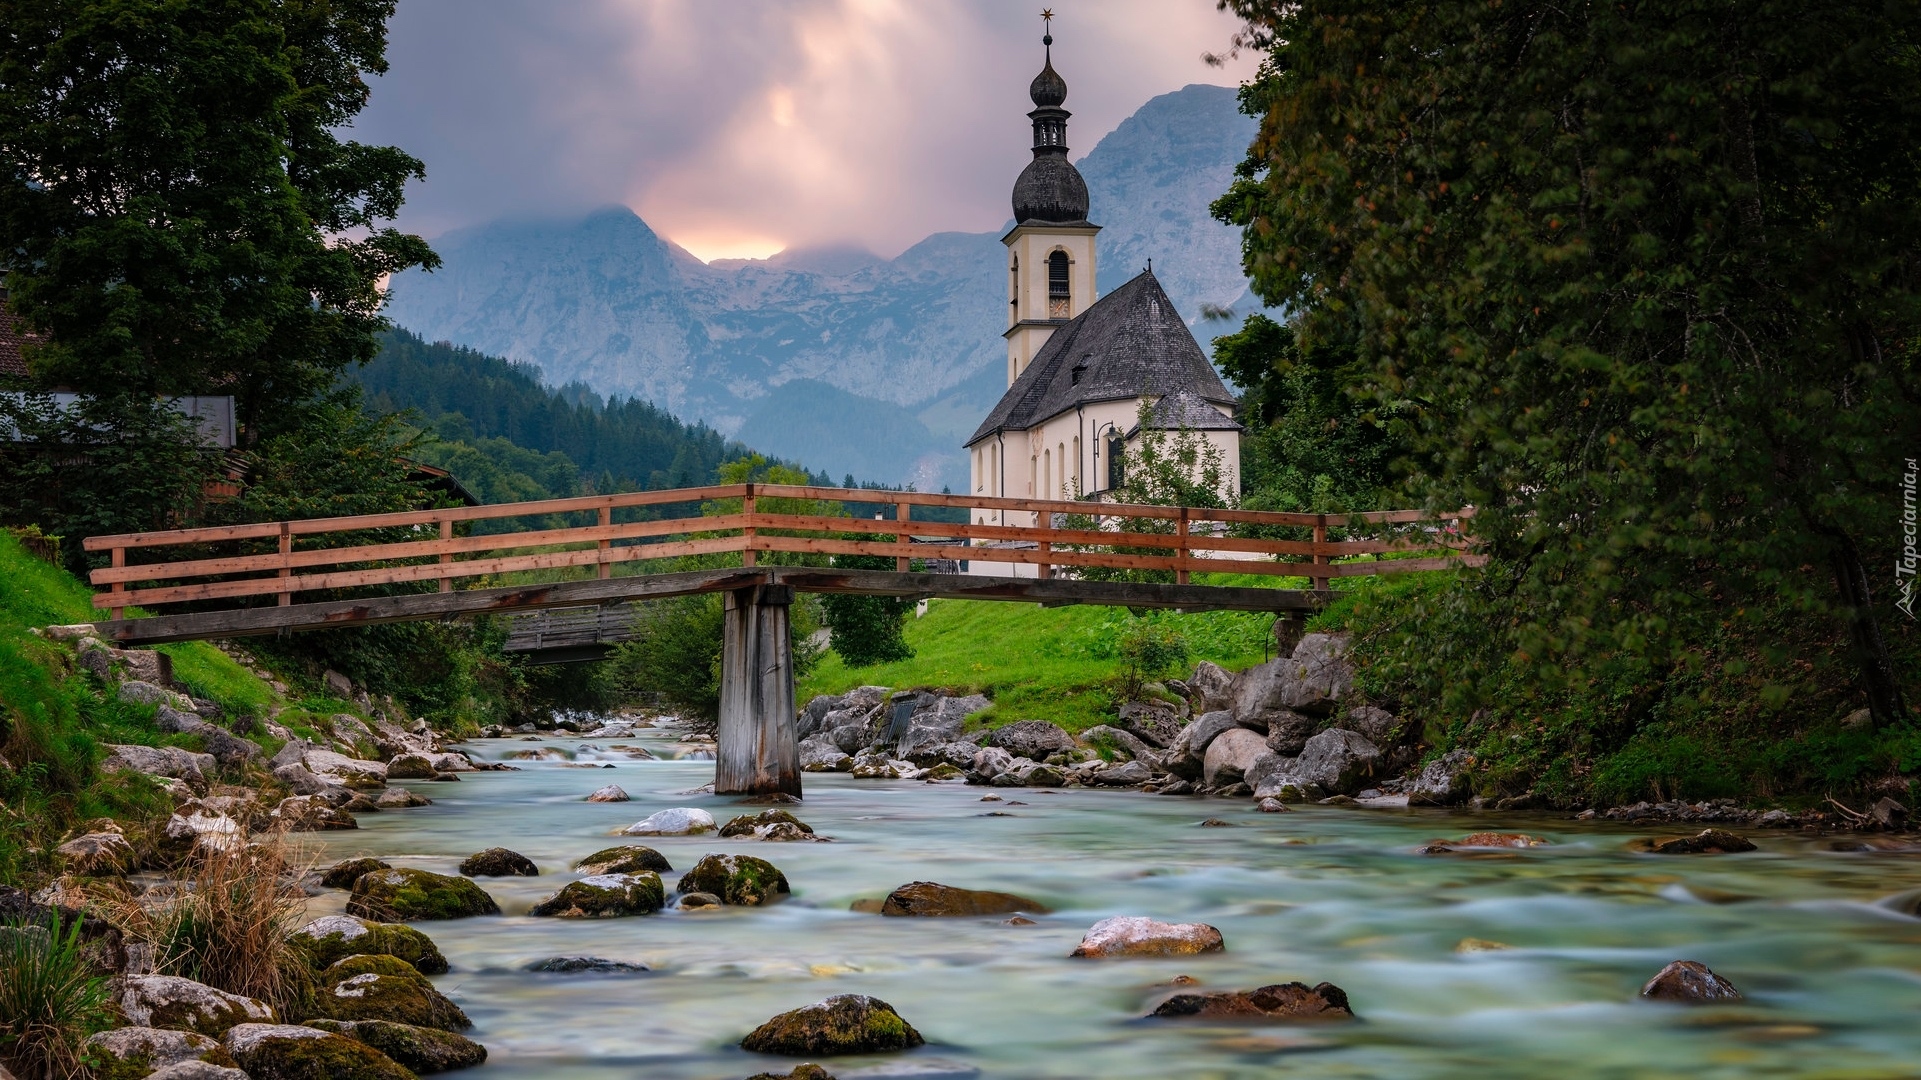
[1637,829,1758,855]
[316,954,471,1031]
[677,853,790,906]
[304,1018,488,1072]
[457,847,538,876]
[1148,982,1355,1022]
[740,994,923,1055]
[745,1066,837,1080]
[346,867,500,921]
[289,915,449,974]
[528,872,665,917]
[574,845,673,875]
[84,1026,238,1080]
[385,754,438,780]
[878,881,1048,917]
[319,858,389,890]
[719,809,815,838]
[117,974,275,1037]
[223,1023,413,1080]
[56,830,136,875]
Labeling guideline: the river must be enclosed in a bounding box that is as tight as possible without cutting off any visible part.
[301,725,1921,1080]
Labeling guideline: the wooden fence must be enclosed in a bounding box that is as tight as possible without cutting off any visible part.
[84,483,1480,620]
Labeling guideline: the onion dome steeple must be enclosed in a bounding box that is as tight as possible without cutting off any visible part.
[1011,11,1089,225]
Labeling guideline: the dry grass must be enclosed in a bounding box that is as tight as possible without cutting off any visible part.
[0,912,109,1080]
[109,832,314,1014]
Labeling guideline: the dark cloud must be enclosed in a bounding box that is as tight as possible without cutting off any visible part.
[354,0,1258,258]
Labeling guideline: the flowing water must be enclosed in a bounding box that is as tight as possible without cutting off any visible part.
[303,726,1921,1080]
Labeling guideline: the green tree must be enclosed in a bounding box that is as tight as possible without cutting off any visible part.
[0,0,437,435]
[1215,313,1405,514]
[818,554,915,667]
[0,393,217,574]
[1215,0,1918,726]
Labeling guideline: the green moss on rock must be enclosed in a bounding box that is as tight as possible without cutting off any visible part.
[319,858,390,890]
[574,844,673,875]
[224,1022,414,1080]
[740,994,923,1056]
[304,1018,488,1073]
[676,853,790,906]
[528,872,664,917]
[84,1026,238,1080]
[457,847,537,876]
[289,915,449,974]
[116,974,276,1037]
[316,954,472,1031]
[719,810,815,838]
[346,867,500,921]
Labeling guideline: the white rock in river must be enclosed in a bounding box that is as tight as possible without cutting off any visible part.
[586,784,630,803]
[622,807,716,835]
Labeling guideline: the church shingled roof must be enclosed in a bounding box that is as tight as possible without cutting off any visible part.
[1127,387,1242,436]
[967,270,1237,446]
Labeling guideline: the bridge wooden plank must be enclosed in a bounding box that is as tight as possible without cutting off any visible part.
[83,484,750,550]
[87,567,1330,645]
[93,535,744,608]
[90,568,772,644]
[89,513,741,584]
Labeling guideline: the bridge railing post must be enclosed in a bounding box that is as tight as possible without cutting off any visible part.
[1176,508,1192,584]
[438,516,453,593]
[741,483,756,568]
[896,501,911,572]
[109,546,125,621]
[1311,514,1331,591]
[597,504,612,580]
[278,523,292,606]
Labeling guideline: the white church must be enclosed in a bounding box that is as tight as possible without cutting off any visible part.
[964,26,1242,526]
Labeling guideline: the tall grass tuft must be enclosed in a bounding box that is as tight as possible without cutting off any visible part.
[112,835,312,1014]
[0,912,110,1080]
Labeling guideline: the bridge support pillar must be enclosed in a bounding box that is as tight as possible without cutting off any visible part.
[716,584,801,797]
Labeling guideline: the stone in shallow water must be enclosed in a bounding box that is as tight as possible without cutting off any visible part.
[1149,982,1355,1022]
[303,1018,487,1073]
[622,807,717,835]
[347,867,500,921]
[744,1066,838,1080]
[222,1023,412,1080]
[1640,960,1743,1003]
[1419,833,1549,854]
[528,873,665,917]
[574,845,673,875]
[524,956,650,973]
[1070,916,1224,958]
[585,784,630,802]
[677,854,789,906]
[1640,829,1757,855]
[721,809,815,838]
[288,915,449,975]
[315,954,471,1031]
[877,881,1049,917]
[458,847,537,877]
[740,994,925,1055]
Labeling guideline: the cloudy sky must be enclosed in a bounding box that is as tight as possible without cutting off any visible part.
[353,0,1260,262]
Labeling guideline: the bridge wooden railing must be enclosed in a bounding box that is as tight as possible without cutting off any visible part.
[83,483,1480,620]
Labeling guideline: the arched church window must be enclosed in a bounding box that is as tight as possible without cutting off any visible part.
[1048,251,1070,319]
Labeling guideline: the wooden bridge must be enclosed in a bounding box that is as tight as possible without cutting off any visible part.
[80,483,1476,796]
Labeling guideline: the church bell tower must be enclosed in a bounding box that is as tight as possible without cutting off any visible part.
[1002,13,1099,387]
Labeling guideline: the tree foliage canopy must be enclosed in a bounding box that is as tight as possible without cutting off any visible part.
[1216,0,1920,724]
[0,0,437,433]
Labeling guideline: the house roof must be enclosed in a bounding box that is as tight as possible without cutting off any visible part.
[1126,387,1243,437]
[967,269,1237,445]
[0,292,41,382]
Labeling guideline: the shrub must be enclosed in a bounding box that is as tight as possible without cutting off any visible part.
[1117,621,1190,701]
[110,837,312,1015]
[0,912,109,1080]
[819,555,915,667]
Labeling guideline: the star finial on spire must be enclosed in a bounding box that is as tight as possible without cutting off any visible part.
[1041,9,1054,50]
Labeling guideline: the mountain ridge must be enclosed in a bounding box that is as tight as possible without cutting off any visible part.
[383,83,1266,490]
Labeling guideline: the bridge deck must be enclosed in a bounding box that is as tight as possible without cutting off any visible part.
[88,566,1327,646]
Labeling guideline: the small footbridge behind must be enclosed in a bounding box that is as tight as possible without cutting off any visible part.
[80,483,1477,797]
